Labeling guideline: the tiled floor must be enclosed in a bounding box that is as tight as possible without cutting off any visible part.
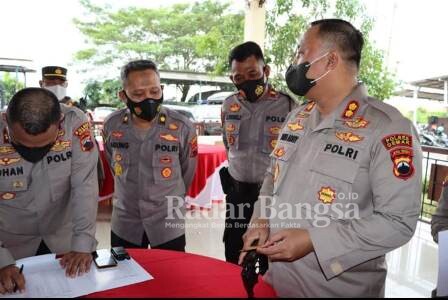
[96,202,439,298]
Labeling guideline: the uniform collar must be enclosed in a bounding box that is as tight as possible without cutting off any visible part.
[310,83,367,132]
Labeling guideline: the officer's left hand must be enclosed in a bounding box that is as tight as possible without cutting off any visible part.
[257,229,314,262]
[59,252,92,278]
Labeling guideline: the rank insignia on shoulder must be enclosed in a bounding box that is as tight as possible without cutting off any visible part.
[344,117,369,129]
[230,103,241,112]
[382,134,412,150]
[3,128,10,144]
[390,147,414,180]
[159,114,167,125]
[122,115,129,124]
[335,131,364,143]
[318,187,336,204]
[305,101,316,112]
[160,134,179,142]
[342,100,359,119]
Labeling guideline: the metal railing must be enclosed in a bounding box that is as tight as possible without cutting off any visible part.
[420,146,448,222]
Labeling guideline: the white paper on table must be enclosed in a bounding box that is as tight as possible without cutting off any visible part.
[0,252,153,298]
[438,230,448,297]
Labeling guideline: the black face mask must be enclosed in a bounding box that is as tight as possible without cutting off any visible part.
[285,63,316,97]
[125,93,163,122]
[12,142,54,163]
[285,52,331,97]
[235,76,266,103]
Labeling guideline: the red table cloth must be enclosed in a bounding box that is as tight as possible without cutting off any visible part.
[98,143,228,203]
[86,249,277,298]
[186,144,227,198]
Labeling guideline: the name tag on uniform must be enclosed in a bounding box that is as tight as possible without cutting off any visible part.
[226,114,241,121]
[111,142,129,149]
[280,133,299,144]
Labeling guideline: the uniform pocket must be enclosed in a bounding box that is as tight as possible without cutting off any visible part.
[152,152,181,185]
[0,176,31,208]
[308,152,361,221]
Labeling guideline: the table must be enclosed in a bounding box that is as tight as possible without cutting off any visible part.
[186,144,227,209]
[98,142,228,209]
[87,249,277,298]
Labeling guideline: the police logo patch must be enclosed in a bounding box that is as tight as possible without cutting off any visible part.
[114,153,123,162]
[160,134,179,142]
[74,122,90,138]
[318,187,336,204]
[161,167,172,179]
[51,140,71,152]
[342,100,359,119]
[274,147,286,158]
[227,135,235,146]
[344,117,369,129]
[1,192,15,200]
[287,121,304,132]
[81,135,94,152]
[226,123,236,133]
[0,157,20,166]
[390,148,414,180]
[335,132,364,143]
[230,103,241,112]
[382,134,412,150]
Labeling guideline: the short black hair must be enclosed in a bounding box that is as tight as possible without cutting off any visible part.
[120,59,160,86]
[7,88,61,135]
[228,41,265,68]
[311,19,364,69]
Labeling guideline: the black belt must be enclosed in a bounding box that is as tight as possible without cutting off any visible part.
[230,176,262,194]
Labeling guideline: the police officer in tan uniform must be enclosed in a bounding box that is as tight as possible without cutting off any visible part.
[103,60,197,252]
[241,19,422,297]
[221,42,294,264]
[0,88,98,294]
[39,66,68,101]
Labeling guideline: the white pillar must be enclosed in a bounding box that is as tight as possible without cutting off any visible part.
[413,86,419,126]
[444,80,448,107]
[244,0,266,49]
